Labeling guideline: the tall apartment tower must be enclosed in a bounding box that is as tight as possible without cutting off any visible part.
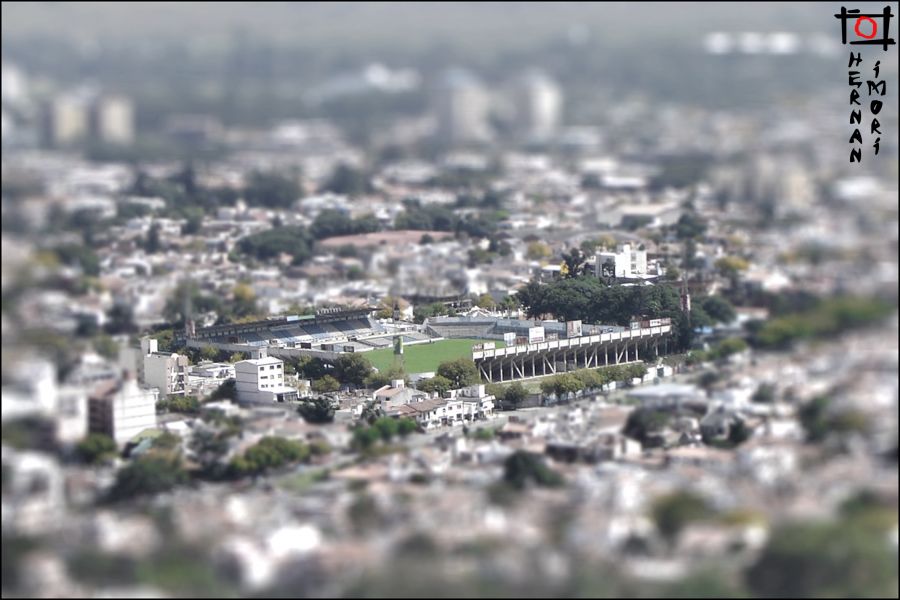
[514,70,563,143]
[435,68,491,145]
[92,95,135,146]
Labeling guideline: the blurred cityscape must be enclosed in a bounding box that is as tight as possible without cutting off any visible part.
[1,2,898,598]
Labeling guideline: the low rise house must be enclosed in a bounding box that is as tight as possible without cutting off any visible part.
[627,383,704,412]
[373,380,427,409]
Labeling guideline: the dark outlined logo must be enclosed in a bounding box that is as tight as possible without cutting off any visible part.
[836,6,893,163]
[834,6,895,50]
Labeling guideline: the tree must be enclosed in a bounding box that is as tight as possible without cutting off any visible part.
[333,354,374,387]
[243,171,300,209]
[503,451,564,490]
[290,356,330,380]
[624,363,648,382]
[476,293,496,310]
[92,334,119,360]
[229,436,309,477]
[323,164,371,196]
[623,408,670,445]
[727,418,751,446]
[359,401,384,426]
[159,395,200,415]
[494,382,527,410]
[417,375,453,397]
[108,456,188,502]
[652,492,713,543]
[561,247,587,279]
[208,379,237,401]
[663,263,681,282]
[310,209,380,240]
[106,303,137,335]
[236,226,311,265]
[713,337,748,360]
[144,222,162,254]
[231,283,257,318]
[572,369,603,390]
[397,418,418,437]
[526,242,552,261]
[675,212,707,241]
[297,396,335,424]
[351,426,381,451]
[746,519,898,598]
[229,352,245,364]
[715,256,749,280]
[700,296,736,324]
[200,345,220,361]
[799,396,869,443]
[311,375,340,394]
[364,371,391,389]
[76,434,117,464]
[541,373,583,398]
[373,417,399,442]
[436,358,480,389]
[188,427,232,479]
[751,383,776,403]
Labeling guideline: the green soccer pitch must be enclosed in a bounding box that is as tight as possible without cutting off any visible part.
[365,338,505,374]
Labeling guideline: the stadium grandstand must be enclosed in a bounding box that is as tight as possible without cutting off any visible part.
[177,308,439,358]
[425,316,626,341]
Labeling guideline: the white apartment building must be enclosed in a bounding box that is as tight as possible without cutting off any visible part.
[234,349,298,405]
[436,68,491,145]
[93,95,134,146]
[139,338,190,397]
[88,376,159,446]
[596,243,649,279]
[514,70,563,142]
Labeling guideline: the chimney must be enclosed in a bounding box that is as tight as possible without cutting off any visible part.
[391,379,405,389]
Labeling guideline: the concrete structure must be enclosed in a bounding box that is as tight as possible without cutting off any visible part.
[596,243,648,279]
[191,362,236,380]
[447,384,495,421]
[626,383,703,411]
[472,323,672,383]
[435,68,491,145]
[373,379,427,409]
[46,94,89,147]
[92,95,134,145]
[88,376,159,446]
[514,70,562,142]
[234,348,298,405]
[0,449,66,536]
[140,338,190,397]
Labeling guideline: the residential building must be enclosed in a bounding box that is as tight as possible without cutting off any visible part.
[373,379,427,409]
[92,95,134,146]
[448,384,495,421]
[435,68,491,145]
[45,94,89,147]
[626,383,703,411]
[513,70,562,143]
[234,349,298,405]
[596,243,648,279]
[140,338,190,397]
[88,375,159,446]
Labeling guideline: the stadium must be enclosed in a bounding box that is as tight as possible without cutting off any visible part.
[178,309,674,382]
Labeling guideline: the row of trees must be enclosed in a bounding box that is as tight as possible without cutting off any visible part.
[517,276,739,352]
[539,364,649,398]
[351,415,419,452]
[748,296,894,350]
